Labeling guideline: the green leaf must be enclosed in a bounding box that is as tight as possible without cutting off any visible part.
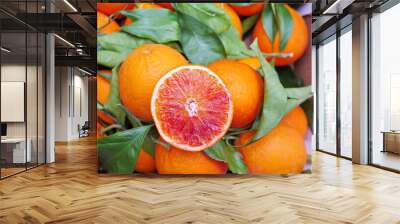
[285,86,313,114]
[121,9,180,43]
[118,104,142,128]
[277,66,304,88]
[97,50,128,68]
[229,3,255,7]
[250,41,313,141]
[142,127,159,158]
[218,26,255,59]
[104,67,125,124]
[178,13,226,65]
[275,4,293,50]
[261,4,276,44]
[98,125,152,173]
[205,141,248,174]
[251,41,287,141]
[98,72,112,81]
[242,14,260,34]
[174,3,231,34]
[301,99,314,131]
[98,32,152,52]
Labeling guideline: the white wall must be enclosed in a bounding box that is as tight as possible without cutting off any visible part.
[54,67,89,141]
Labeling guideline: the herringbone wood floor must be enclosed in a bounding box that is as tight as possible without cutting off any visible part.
[1,137,400,224]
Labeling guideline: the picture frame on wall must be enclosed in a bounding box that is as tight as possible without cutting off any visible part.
[96,2,313,175]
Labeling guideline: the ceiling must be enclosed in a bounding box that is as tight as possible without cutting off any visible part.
[0,0,96,74]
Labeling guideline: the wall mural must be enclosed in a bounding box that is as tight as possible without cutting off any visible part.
[97,2,313,175]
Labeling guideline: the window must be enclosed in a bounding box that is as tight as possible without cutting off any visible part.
[370,3,400,171]
[339,28,352,158]
[317,36,337,154]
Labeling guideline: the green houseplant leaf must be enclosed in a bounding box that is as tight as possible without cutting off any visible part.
[205,141,248,174]
[173,3,231,34]
[98,125,152,174]
[121,9,180,43]
[178,12,226,65]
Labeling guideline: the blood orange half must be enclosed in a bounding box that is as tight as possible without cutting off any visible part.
[151,65,233,152]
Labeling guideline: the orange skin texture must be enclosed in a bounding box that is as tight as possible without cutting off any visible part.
[252,4,308,66]
[97,71,113,124]
[124,3,162,26]
[158,3,175,11]
[208,60,263,128]
[119,44,188,121]
[216,3,243,37]
[155,144,228,174]
[236,124,307,174]
[280,106,308,137]
[237,57,261,71]
[229,3,265,16]
[97,3,134,16]
[135,149,156,173]
[96,122,104,138]
[97,12,120,34]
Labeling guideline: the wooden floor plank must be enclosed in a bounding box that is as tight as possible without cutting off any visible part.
[0,136,400,224]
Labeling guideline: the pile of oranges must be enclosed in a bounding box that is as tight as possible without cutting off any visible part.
[97,3,310,175]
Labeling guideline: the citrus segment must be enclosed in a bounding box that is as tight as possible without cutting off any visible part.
[151,65,233,152]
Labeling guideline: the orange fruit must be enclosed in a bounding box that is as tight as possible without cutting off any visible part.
[97,3,134,16]
[135,149,156,173]
[124,3,162,26]
[208,60,263,128]
[236,124,307,174]
[252,4,308,66]
[216,3,243,37]
[237,57,261,71]
[280,106,308,137]
[97,71,113,124]
[229,3,265,16]
[155,143,228,174]
[97,12,120,34]
[158,3,174,11]
[151,65,233,151]
[96,122,104,138]
[119,44,188,121]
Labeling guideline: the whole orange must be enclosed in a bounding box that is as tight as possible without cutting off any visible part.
[208,60,263,128]
[216,3,243,37]
[236,124,307,174]
[135,149,156,173]
[237,57,261,70]
[229,3,265,16]
[280,106,308,137]
[124,3,162,26]
[97,3,134,16]
[119,44,188,121]
[252,4,308,66]
[155,144,228,174]
[97,71,113,124]
[97,12,120,34]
